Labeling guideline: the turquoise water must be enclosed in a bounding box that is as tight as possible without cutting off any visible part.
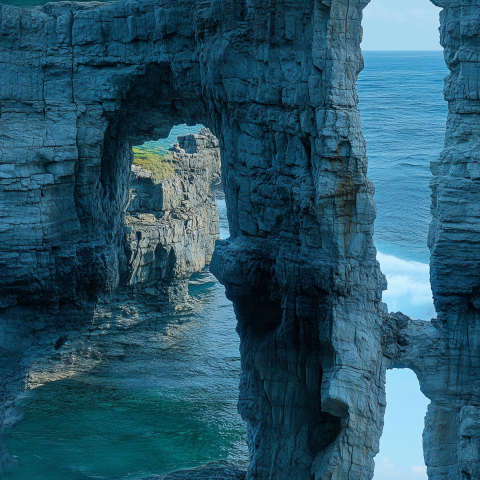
[4,258,246,480]
[4,54,448,480]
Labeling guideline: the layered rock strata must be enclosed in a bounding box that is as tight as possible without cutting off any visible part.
[1,0,479,479]
[0,0,387,477]
[423,1,480,477]
[121,128,220,307]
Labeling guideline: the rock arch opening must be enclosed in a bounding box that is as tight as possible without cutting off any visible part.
[374,369,429,480]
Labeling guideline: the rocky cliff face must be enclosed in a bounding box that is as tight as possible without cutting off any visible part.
[0,0,479,479]
[412,1,480,477]
[121,128,220,306]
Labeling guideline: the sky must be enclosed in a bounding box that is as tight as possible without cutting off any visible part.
[373,369,430,480]
[362,0,442,50]
[374,253,431,480]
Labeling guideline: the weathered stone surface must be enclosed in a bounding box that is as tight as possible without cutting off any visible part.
[121,129,220,303]
[0,0,391,478]
[1,0,480,479]
[424,1,480,477]
[0,0,388,475]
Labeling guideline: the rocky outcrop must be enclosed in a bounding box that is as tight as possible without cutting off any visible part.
[421,1,480,477]
[0,0,387,477]
[121,128,220,306]
[1,0,480,479]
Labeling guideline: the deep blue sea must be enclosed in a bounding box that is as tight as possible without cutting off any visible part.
[3,51,447,480]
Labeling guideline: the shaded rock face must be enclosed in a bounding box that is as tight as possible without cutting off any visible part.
[0,0,478,480]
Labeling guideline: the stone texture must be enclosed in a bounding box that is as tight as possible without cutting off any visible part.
[1,0,480,479]
[121,128,220,304]
[423,1,480,477]
[0,0,388,477]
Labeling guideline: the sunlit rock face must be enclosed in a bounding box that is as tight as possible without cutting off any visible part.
[121,129,220,306]
[5,0,480,479]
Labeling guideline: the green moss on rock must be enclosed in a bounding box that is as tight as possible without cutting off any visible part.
[133,143,175,181]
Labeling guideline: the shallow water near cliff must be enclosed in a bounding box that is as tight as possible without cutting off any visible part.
[3,266,247,479]
[4,54,446,480]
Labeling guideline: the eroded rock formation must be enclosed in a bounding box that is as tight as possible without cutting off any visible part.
[0,0,479,479]
[121,128,220,306]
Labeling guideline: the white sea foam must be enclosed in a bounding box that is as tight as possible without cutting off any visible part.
[377,251,435,320]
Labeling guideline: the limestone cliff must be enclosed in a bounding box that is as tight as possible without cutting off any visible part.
[121,128,220,305]
[0,0,479,479]
[0,0,386,476]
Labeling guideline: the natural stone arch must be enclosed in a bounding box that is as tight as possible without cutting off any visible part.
[1,0,479,479]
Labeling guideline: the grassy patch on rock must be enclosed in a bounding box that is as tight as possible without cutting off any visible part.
[133,143,175,181]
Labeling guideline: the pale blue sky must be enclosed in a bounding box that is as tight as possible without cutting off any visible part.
[362,0,442,50]
[374,251,431,480]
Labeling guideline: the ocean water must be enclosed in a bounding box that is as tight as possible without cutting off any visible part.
[3,53,447,480]
[359,51,448,480]
[359,50,448,321]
